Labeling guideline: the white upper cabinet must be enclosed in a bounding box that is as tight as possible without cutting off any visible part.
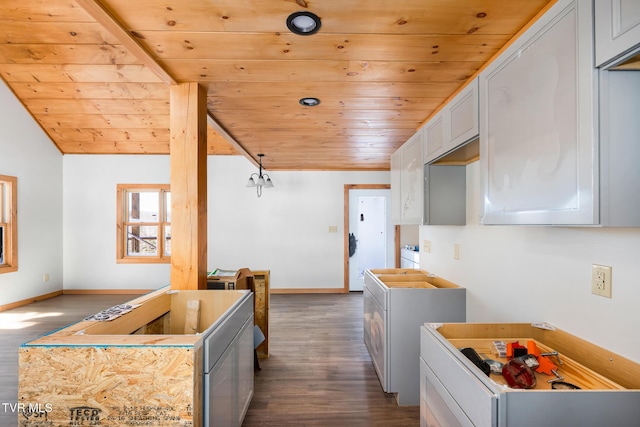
[390,149,403,224]
[423,114,444,163]
[595,0,640,67]
[479,0,598,225]
[424,78,479,164]
[448,78,479,151]
[390,130,424,225]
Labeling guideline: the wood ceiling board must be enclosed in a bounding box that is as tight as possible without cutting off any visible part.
[213,108,426,122]
[23,98,170,115]
[3,0,94,22]
[102,0,550,35]
[165,59,482,83]
[234,127,413,142]
[139,32,505,62]
[207,96,444,111]
[9,82,169,100]
[47,127,236,155]
[222,118,421,131]
[0,22,120,44]
[261,159,391,171]
[205,81,462,98]
[0,44,140,65]
[35,113,169,129]
[56,140,170,154]
[47,127,169,142]
[260,144,398,153]
[0,64,163,83]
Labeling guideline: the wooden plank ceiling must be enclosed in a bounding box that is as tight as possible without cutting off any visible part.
[0,0,552,171]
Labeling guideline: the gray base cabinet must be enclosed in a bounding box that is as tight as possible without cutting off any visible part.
[363,269,466,406]
[420,323,640,427]
[204,294,254,427]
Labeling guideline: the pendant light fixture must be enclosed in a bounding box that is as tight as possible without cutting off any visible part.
[246,154,274,198]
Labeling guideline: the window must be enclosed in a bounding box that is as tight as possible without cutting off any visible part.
[0,175,17,273]
[116,184,171,263]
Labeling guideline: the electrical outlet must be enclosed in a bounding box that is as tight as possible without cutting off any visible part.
[43,274,49,282]
[453,243,460,260]
[423,240,431,253]
[591,264,612,298]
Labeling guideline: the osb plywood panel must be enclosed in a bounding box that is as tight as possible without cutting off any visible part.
[18,345,200,426]
[253,271,269,358]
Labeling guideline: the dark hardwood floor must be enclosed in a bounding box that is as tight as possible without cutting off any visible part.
[0,292,419,427]
[243,293,420,427]
[0,294,139,427]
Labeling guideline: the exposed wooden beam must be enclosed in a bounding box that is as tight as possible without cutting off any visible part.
[170,83,208,290]
[76,0,255,167]
[74,0,177,86]
[206,114,258,168]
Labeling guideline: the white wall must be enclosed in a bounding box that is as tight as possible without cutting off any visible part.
[420,161,640,363]
[62,155,171,290]
[0,80,63,306]
[62,154,389,291]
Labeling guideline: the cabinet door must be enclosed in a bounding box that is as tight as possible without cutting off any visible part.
[598,67,640,226]
[205,343,237,427]
[448,78,479,150]
[420,327,497,427]
[420,359,473,427]
[595,0,640,67]
[237,318,254,424]
[390,149,403,224]
[424,114,445,163]
[479,0,598,225]
[400,131,424,224]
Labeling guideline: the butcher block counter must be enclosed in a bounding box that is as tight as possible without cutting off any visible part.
[18,286,254,427]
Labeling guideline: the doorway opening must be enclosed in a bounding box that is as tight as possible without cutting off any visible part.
[343,184,399,292]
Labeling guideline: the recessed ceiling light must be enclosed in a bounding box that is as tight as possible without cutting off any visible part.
[286,11,321,35]
[299,97,320,106]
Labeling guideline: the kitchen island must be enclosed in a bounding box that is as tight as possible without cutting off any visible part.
[18,286,254,427]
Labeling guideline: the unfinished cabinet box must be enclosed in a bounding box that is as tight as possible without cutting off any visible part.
[420,323,640,426]
[252,270,270,359]
[18,287,253,427]
[363,268,466,406]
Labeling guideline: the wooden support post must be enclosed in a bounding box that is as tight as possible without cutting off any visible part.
[170,83,208,290]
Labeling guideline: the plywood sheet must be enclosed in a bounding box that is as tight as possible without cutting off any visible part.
[18,346,198,426]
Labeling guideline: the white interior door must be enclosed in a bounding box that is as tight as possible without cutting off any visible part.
[348,189,394,291]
